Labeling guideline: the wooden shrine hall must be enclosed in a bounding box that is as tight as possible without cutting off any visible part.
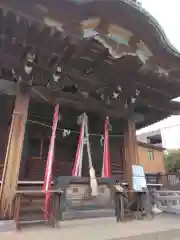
[0,0,180,221]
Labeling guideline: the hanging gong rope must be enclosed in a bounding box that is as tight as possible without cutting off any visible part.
[72,113,98,196]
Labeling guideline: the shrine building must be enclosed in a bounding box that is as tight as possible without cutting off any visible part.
[0,0,180,218]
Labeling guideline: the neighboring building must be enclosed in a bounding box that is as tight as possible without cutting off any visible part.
[137,130,165,173]
[137,116,180,150]
[138,142,165,174]
[137,130,162,147]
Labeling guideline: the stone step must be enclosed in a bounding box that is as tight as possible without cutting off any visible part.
[62,209,115,221]
[0,220,16,232]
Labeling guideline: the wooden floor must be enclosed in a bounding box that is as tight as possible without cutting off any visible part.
[1,214,180,240]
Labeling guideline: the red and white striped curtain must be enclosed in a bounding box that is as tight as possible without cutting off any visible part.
[102,117,111,177]
[43,104,59,218]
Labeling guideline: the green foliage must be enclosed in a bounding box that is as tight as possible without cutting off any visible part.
[164,149,180,171]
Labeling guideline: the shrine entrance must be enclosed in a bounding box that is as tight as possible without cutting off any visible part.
[0,0,180,224]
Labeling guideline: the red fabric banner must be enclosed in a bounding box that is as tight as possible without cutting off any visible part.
[102,117,111,177]
[43,104,59,219]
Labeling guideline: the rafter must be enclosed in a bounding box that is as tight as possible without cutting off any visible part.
[82,49,109,75]
[0,3,180,129]
[32,86,130,118]
[136,96,180,114]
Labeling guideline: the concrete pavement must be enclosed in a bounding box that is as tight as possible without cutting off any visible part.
[1,214,180,240]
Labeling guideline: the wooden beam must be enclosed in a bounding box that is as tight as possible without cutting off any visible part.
[1,5,180,100]
[123,119,139,193]
[133,80,172,98]
[0,52,105,91]
[0,85,30,219]
[137,72,180,98]
[0,49,180,100]
[33,86,130,118]
[138,110,167,129]
[136,96,180,113]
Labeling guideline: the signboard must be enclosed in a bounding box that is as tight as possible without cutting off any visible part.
[132,165,147,192]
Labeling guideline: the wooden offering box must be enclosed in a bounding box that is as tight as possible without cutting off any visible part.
[54,176,116,219]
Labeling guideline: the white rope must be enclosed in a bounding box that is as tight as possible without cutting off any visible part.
[28,119,123,137]
[77,119,85,177]
[74,113,98,196]
[84,114,93,168]
[84,114,98,196]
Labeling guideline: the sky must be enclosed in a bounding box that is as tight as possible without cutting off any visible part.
[139,0,180,52]
[136,0,180,148]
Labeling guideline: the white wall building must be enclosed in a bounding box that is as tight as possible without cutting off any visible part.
[137,115,180,150]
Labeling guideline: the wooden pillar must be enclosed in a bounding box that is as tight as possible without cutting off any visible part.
[123,119,139,192]
[19,126,29,180]
[0,86,30,219]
